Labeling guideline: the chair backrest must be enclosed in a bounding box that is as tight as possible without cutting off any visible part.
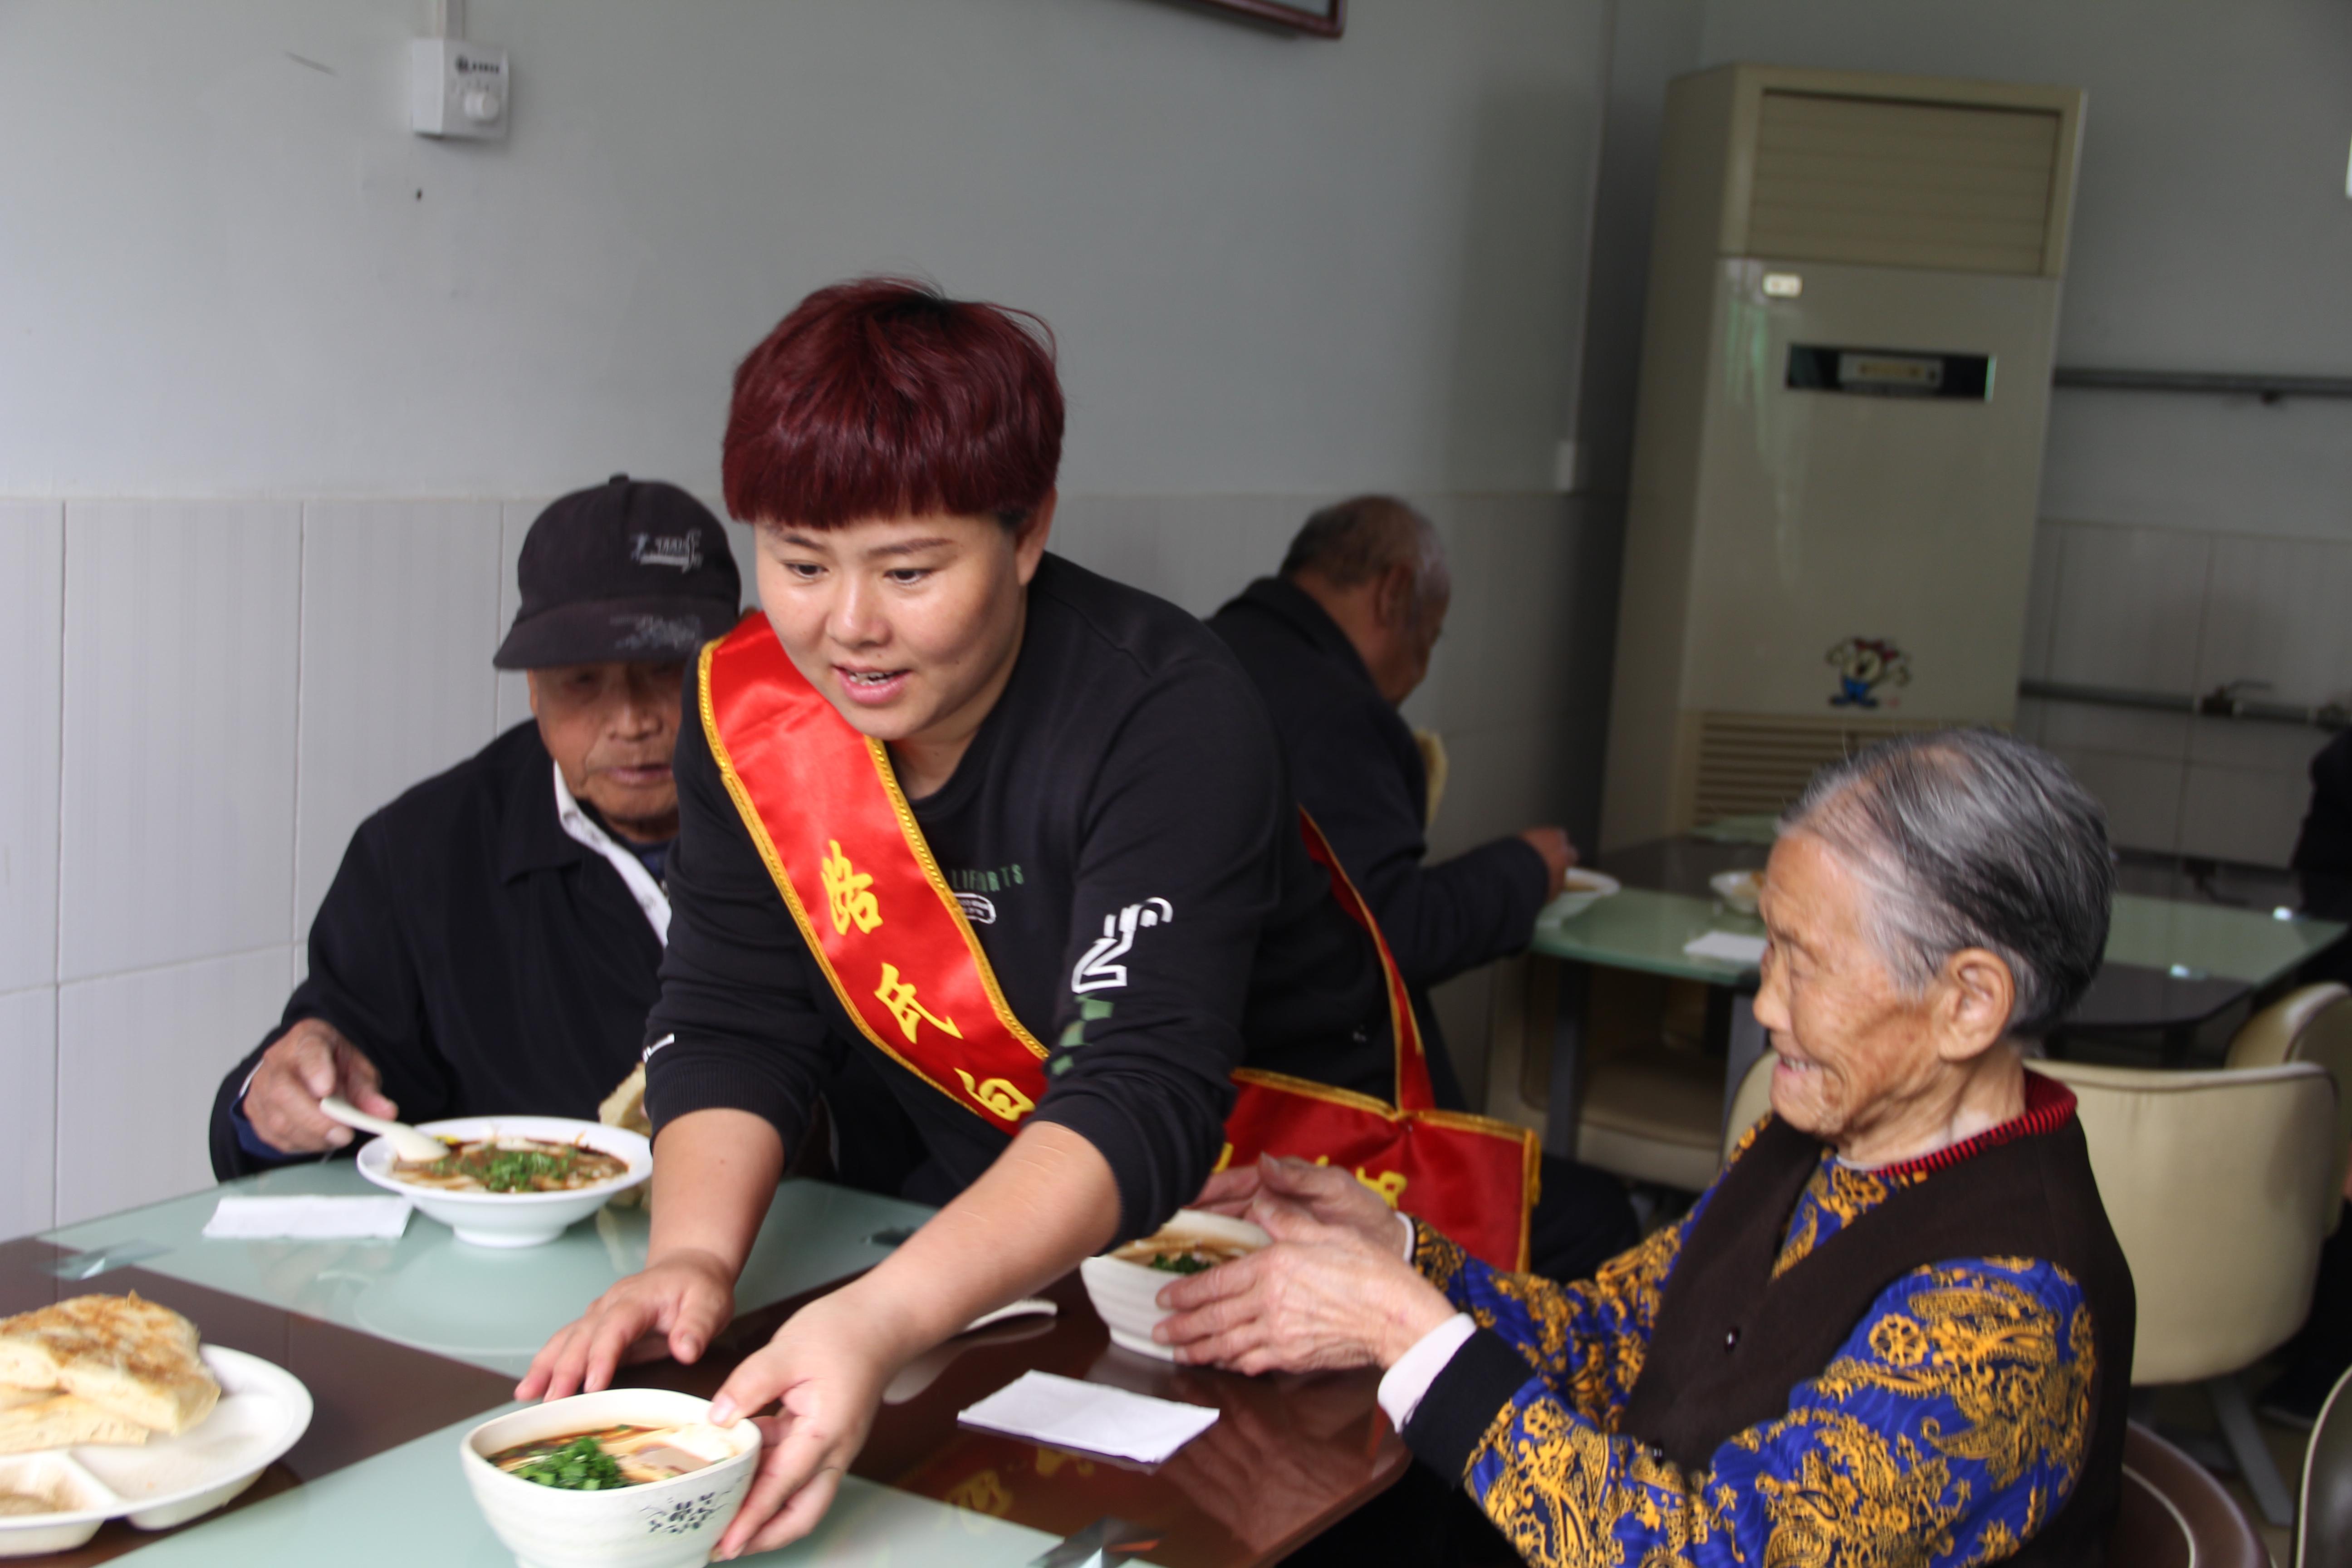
[2115,1421,2266,1568]
[2301,1366,2352,1568]
[1722,1050,1777,1164]
[2230,982,2352,1228]
[2038,1057,2337,1384]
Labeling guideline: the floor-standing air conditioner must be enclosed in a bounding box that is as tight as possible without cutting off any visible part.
[1600,64,2085,848]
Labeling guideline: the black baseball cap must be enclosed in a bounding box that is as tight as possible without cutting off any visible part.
[492,475,743,670]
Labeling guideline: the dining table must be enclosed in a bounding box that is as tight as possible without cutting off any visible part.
[1528,819,2352,1152]
[2,1165,1409,1567]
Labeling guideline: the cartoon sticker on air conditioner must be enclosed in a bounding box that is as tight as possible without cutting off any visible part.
[1826,637,1911,710]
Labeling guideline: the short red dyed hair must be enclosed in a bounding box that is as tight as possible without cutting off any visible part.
[722,278,1064,529]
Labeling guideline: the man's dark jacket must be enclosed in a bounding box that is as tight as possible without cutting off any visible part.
[208,722,662,1178]
[1209,576,1548,1107]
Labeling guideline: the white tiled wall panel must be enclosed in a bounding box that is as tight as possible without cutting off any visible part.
[2179,765,2312,869]
[295,502,503,934]
[2029,518,2350,866]
[2198,534,2352,709]
[55,946,289,1225]
[2018,524,2062,683]
[2044,524,2211,694]
[59,501,301,980]
[0,987,56,1239]
[494,499,552,735]
[0,504,62,994]
[2048,746,2185,854]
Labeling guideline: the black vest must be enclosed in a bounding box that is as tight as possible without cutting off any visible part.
[1618,1101,2135,1566]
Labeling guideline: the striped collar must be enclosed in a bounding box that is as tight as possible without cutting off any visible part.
[1855,1070,2078,1184]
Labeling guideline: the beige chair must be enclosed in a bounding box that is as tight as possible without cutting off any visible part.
[1576,1050,1725,1191]
[1723,1049,1776,1156]
[2038,1057,2339,1526]
[2227,982,2352,1225]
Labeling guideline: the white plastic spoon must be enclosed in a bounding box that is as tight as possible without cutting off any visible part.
[319,1096,447,1162]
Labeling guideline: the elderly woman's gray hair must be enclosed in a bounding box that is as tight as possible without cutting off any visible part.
[1780,729,2112,1037]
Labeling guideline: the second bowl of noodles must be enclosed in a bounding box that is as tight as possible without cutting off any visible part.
[356,1116,651,1248]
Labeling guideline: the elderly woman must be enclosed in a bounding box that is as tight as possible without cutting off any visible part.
[1159,730,2136,1567]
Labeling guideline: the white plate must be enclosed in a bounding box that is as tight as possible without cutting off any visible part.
[357,1116,652,1248]
[0,1346,314,1556]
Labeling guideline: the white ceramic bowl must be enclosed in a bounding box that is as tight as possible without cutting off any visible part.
[1539,868,1622,925]
[358,1116,651,1248]
[1079,1210,1269,1361]
[461,1390,760,1568]
[1709,867,1764,915]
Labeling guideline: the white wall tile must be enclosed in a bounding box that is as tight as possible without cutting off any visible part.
[295,501,502,935]
[2179,764,2311,869]
[0,986,55,1240]
[2019,523,2064,681]
[494,499,549,734]
[1052,495,1247,618]
[59,501,299,980]
[2048,746,2184,855]
[2045,524,2211,695]
[2033,701,2189,762]
[2188,715,2331,774]
[55,947,288,1225]
[0,504,61,993]
[2197,534,2352,710]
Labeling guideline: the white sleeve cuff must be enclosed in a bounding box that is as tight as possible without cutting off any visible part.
[1377,1312,1477,1431]
[1395,1209,1417,1261]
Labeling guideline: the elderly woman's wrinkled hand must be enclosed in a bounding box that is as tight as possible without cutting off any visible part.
[1191,1155,1405,1256]
[1152,1196,1455,1376]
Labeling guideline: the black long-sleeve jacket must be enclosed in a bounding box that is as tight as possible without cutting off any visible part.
[207,723,661,1179]
[642,557,1392,1243]
[1209,577,1548,1103]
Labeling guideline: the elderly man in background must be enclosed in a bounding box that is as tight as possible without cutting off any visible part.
[208,476,748,1175]
[1211,496,1634,1284]
[1210,497,1572,1108]
[1161,730,2136,1567]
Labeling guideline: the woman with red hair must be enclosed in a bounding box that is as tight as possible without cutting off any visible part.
[520,280,1406,1555]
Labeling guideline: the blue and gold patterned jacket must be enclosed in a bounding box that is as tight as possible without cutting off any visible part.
[1407,1082,2097,1567]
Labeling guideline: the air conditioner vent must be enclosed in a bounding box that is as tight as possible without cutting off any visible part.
[1687,713,1945,830]
[1747,90,2064,275]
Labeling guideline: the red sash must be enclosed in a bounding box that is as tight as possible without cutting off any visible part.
[699,613,1538,1271]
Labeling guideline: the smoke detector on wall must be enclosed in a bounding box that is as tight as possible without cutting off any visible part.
[411,0,506,141]
[412,39,507,139]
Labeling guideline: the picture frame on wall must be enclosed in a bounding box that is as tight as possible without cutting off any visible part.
[1184,0,1345,39]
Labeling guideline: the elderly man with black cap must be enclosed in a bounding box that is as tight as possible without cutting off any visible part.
[208,476,745,1175]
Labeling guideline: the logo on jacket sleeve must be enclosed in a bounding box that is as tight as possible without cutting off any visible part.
[1071,898,1173,994]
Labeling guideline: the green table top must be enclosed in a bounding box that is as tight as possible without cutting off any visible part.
[111,1406,1058,1568]
[1530,886,2345,991]
[1529,887,1767,983]
[45,1165,935,1378]
[2103,892,2343,985]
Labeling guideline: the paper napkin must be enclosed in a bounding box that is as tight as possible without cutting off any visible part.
[958,1370,1219,1465]
[203,1195,413,1241]
[1682,931,1769,966]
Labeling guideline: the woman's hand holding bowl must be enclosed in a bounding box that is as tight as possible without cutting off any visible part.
[515,1250,737,1402]
[701,1289,904,1561]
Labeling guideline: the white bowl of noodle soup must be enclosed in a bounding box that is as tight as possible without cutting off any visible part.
[460,1388,759,1568]
[356,1116,651,1248]
[1080,1209,1270,1360]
